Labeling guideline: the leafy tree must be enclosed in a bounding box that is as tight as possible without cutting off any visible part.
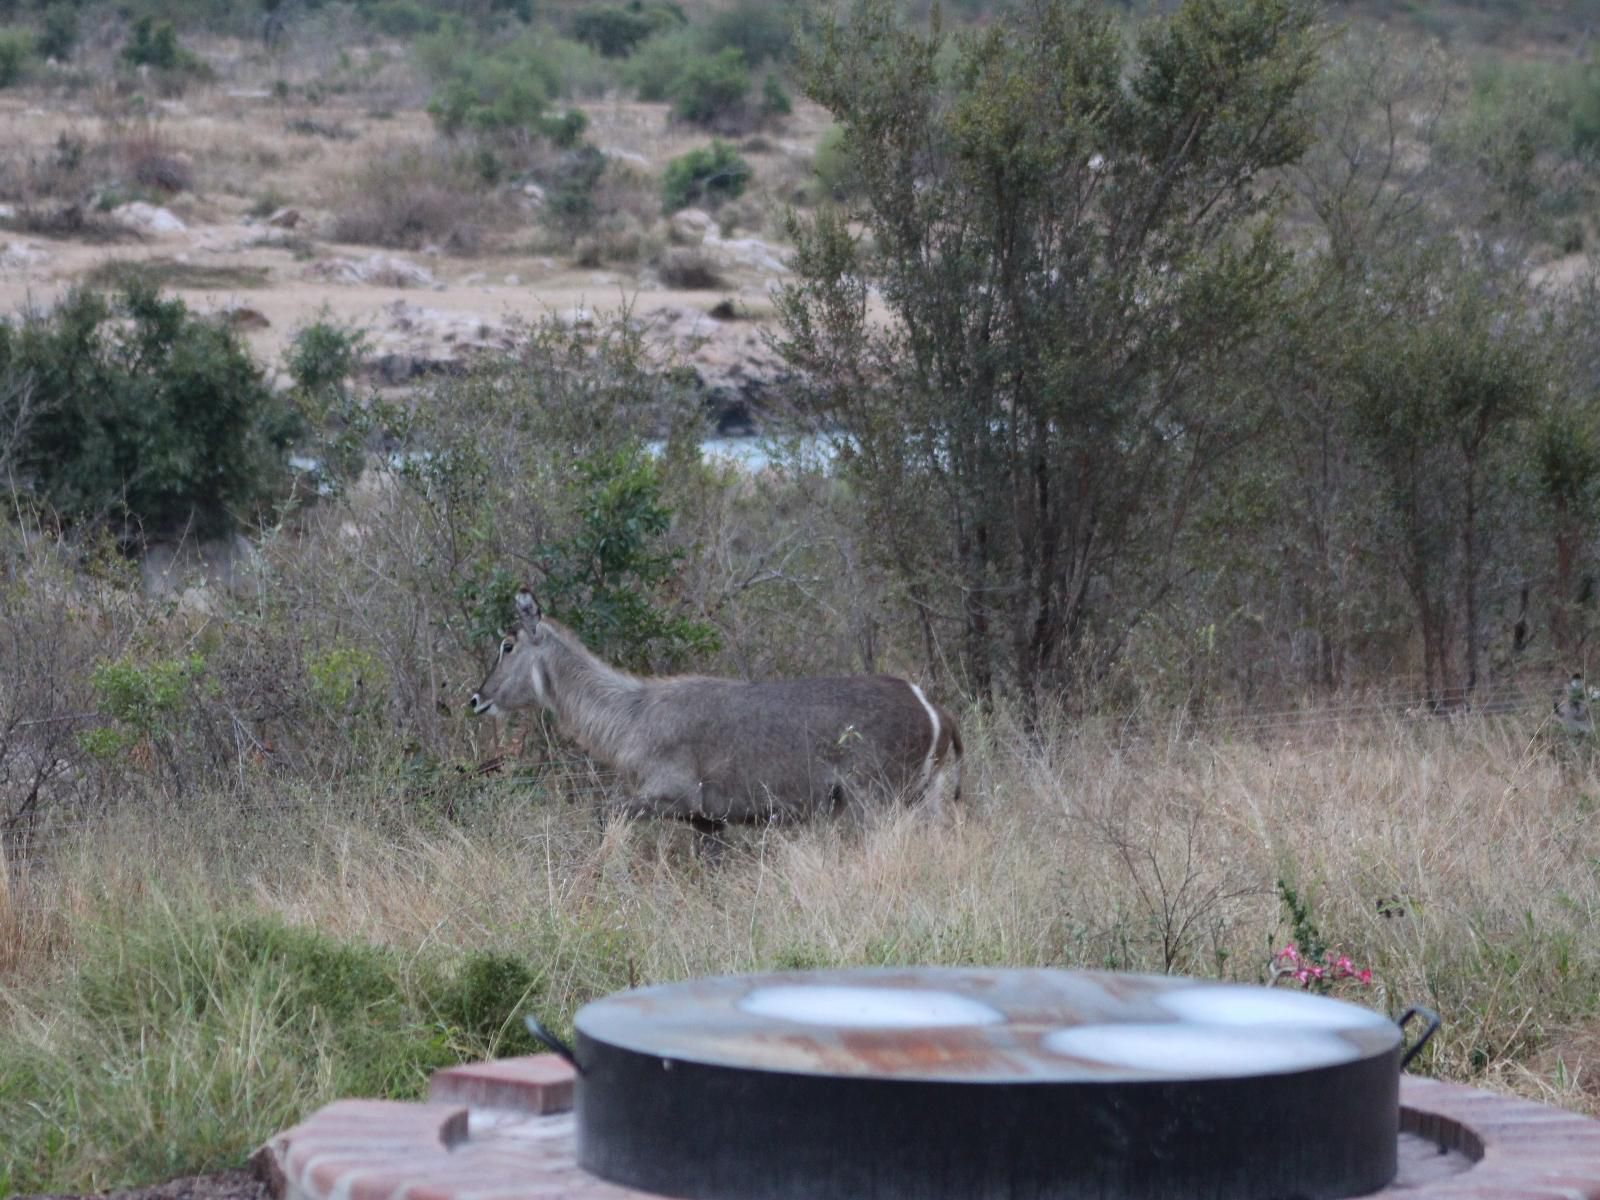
[571,3,680,58]
[418,28,587,143]
[36,4,75,61]
[1347,258,1542,701]
[705,0,795,65]
[0,28,28,86]
[121,17,204,73]
[660,139,750,212]
[531,447,719,671]
[778,0,1320,698]
[671,47,749,126]
[0,283,298,541]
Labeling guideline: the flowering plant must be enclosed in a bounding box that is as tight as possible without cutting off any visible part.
[1269,943,1373,993]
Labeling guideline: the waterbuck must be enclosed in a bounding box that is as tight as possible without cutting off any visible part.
[468,590,962,839]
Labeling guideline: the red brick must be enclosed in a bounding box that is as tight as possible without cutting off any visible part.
[429,1054,576,1115]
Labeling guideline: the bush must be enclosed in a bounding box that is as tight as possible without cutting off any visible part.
[671,47,750,126]
[705,0,795,65]
[543,143,608,233]
[420,31,595,140]
[571,3,681,58]
[760,73,791,119]
[622,24,700,101]
[330,144,500,252]
[0,28,29,87]
[655,245,725,289]
[811,123,862,202]
[35,4,75,62]
[115,124,193,193]
[532,446,719,669]
[660,139,750,212]
[367,0,444,36]
[120,17,206,76]
[0,283,298,541]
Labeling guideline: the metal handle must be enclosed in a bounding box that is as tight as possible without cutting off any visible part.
[524,1014,583,1075]
[1397,1005,1440,1072]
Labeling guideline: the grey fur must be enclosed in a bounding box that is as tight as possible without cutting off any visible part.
[469,590,962,825]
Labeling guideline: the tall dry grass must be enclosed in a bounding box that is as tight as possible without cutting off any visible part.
[6,704,1600,1190]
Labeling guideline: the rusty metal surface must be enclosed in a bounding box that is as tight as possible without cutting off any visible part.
[573,966,1401,1083]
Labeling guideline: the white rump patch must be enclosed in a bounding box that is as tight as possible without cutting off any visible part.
[738,985,1004,1029]
[907,682,940,792]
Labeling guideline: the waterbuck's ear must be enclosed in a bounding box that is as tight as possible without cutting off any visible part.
[514,588,541,630]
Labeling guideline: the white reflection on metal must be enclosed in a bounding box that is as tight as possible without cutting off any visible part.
[1155,985,1394,1032]
[738,985,1006,1029]
[1043,1023,1360,1076]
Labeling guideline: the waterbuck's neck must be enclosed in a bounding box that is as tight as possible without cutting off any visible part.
[535,621,647,763]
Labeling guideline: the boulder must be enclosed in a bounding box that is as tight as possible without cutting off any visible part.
[670,208,716,242]
[307,254,437,288]
[112,202,186,234]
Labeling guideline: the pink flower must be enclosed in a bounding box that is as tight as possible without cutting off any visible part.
[1276,944,1300,964]
[1357,968,1372,986]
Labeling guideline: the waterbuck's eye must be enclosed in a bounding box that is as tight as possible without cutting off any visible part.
[501,639,515,654]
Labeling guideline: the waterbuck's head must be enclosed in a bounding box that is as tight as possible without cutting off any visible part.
[468,588,548,718]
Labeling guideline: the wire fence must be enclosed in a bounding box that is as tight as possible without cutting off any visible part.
[0,678,1580,910]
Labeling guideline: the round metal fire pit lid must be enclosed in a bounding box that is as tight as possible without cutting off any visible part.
[573,966,1402,1200]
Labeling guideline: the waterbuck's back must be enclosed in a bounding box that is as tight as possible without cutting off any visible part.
[636,674,946,817]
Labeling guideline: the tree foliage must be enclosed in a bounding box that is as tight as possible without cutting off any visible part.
[0,283,298,542]
[779,0,1321,697]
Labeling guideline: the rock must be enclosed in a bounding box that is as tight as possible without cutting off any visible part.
[0,203,15,221]
[703,233,789,275]
[307,254,437,288]
[670,208,716,242]
[522,183,547,206]
[360,300,518,382]
[461,272,488,286]
[113,202,186,234]
[266,207,300,229]
[640,304,793,434]
[554,307,593,328]
[1,240,49,269]
[504,273,520,286]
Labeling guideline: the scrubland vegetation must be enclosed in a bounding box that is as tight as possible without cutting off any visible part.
[8,0,1600,1192]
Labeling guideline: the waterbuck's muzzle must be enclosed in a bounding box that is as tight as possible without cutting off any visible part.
[468,692,495,716]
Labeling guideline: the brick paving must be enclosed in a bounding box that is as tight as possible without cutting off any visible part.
[252,1057,1600,1200]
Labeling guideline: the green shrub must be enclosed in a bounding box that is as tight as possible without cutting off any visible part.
[671,47,750,126]
[622,24,700,101]
[571,3,680,58]
[288,319,364,400]
[705,0,794,65]
[420,31,597,139]
[36,4,76,61]
[661,139,750,212]
[0,28,30,87]
[435,952,543,1056]
[531,446,719,670]
[120,17,205,75]
[1566,59,1600,154]
[0,283,299,540]
[544,143,608,232]
[760,72,791,118]
[367,0,444,36]
[811,123,862,202]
